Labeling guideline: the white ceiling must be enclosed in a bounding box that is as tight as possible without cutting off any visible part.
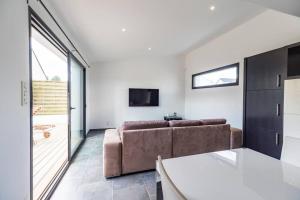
[47,0,265,63]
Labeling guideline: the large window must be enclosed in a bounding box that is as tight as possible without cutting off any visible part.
[192,63,239,89]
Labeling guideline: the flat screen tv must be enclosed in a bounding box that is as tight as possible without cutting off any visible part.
[129,88,159,107]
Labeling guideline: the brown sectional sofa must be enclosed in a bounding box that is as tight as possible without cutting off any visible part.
[103,119,242,177]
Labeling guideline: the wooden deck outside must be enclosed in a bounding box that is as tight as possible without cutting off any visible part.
[33,123,68,200]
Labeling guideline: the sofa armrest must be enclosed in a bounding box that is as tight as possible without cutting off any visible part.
[230,127,243,149]
[103,129,122,177]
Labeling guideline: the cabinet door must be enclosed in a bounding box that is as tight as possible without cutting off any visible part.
[245,90,283,159]
[246,48,287,91]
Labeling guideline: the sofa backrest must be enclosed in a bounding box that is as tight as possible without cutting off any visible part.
[122,120,169,130]
[169,119,226,128]
[121,119,226,131]
[172,124,231,157]
[200,118,226,125]
[169,120,203,127]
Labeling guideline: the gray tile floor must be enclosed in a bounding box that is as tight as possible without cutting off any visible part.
[51,131,157,200]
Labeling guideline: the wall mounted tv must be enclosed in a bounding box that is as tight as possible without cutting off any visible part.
[129,88,159,107]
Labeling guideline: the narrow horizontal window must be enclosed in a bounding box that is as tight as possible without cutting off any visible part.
[192,63,239,89]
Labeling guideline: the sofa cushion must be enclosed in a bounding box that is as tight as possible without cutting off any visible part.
[172,124,231,157]
[121,127,173,174]
[122,120,169,130]
[201,118,226,125]
[169,120,203,127]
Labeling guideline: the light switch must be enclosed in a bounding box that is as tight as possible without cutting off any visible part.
[21,81,28,106]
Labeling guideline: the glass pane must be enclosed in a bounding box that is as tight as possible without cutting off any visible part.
[193,65,238,88]
[31,27,68,200]
[70,57,84,155]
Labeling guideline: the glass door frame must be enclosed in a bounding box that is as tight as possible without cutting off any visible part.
[28,6,86,200]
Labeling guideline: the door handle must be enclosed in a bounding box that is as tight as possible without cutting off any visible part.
[276,74,281,87]
[276,104,280,116]
[275,133,280,146]
[70,107,76,110]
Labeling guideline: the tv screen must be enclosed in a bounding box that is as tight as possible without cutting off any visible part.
[129,88,159,107]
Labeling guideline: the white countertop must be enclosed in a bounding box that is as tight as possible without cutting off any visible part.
[159,148,300,200]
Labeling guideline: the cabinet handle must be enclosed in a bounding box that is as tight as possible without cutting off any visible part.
[276,104,281,116]
[275,133,280,146]
[276,74,281,87]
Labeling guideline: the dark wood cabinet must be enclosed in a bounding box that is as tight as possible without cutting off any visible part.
[246,48,287,91]
[245,90,283,159]
[244,48,286,159]
[288,44,300,77]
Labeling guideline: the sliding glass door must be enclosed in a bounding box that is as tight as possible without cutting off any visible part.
[30,15,69,200]
[70,55,85,156]
[29,9,86,200]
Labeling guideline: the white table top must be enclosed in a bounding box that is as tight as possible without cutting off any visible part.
[159,148,300,200]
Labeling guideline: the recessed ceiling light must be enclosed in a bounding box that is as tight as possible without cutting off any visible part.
[210,5,215,11]
[148,47,152,51]
[121,28,126,32]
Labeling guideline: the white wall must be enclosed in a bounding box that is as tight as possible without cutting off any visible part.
[184,10,300,128]
[284,79,300,139]
[0,1,87,199]
[0,1,30,200]
[88,56,185,129]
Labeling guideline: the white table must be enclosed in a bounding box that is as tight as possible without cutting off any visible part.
[157,148,300,200]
